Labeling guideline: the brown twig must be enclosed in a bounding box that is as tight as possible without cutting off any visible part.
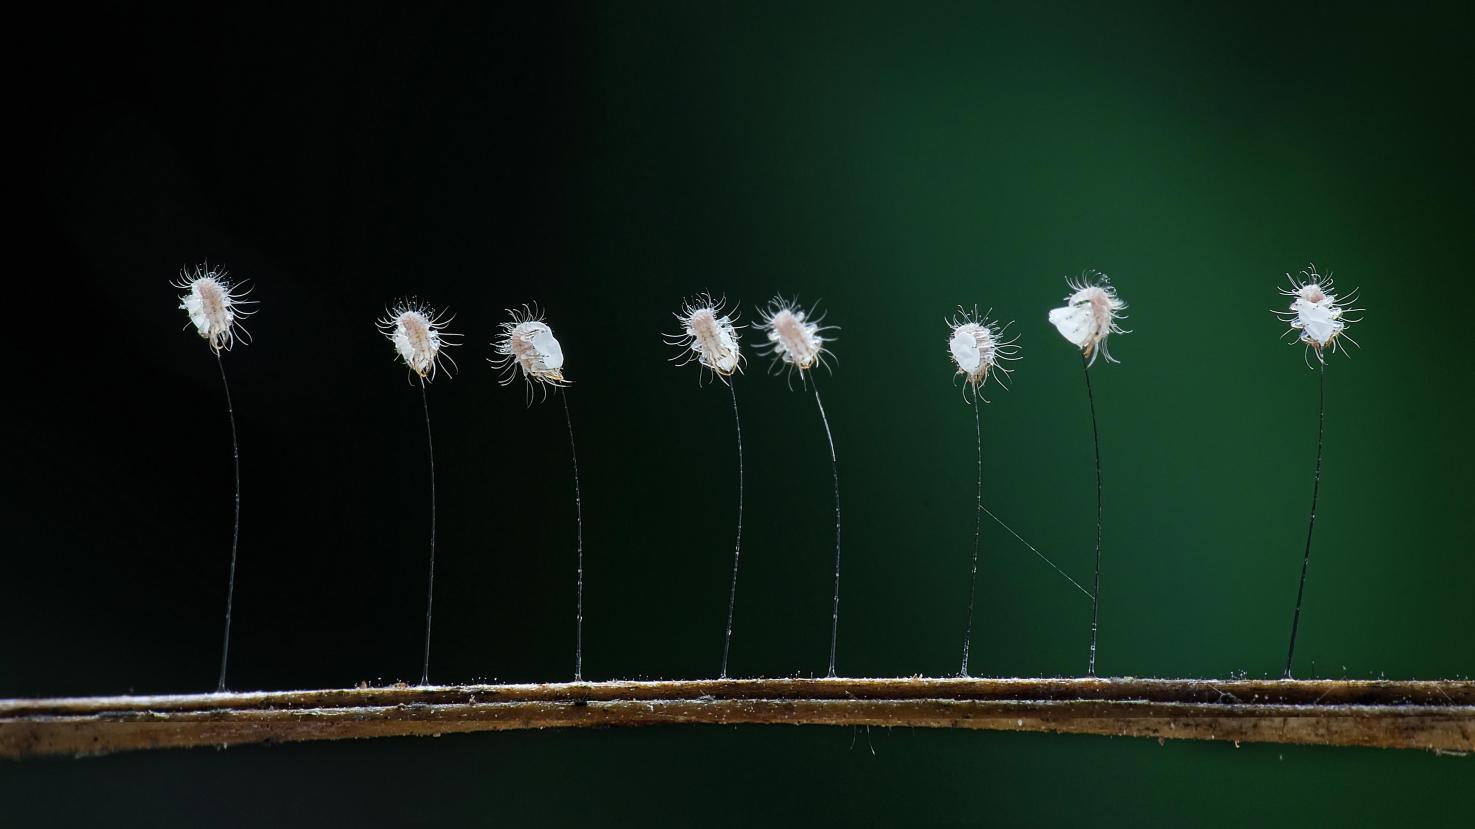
[2,677,1470,759]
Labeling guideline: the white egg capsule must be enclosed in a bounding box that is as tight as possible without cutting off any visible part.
[377,301,459,381]
[948,307,1020,402]
[492,304,569,403]
[1047,271,1128,366]
[666,293,744,382]
[1275,265,1362,363]
[174,264,255,352]
[755,295,835,385]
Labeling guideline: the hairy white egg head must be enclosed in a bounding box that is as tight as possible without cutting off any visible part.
[377,299,460,382]
[492,304,570,403]
[948,306,1020,402]
[173,263,255,352]
[667,293,744,383]
[1275,265,1362,363]
[1048,271,1128,366]
[755,295,835,386]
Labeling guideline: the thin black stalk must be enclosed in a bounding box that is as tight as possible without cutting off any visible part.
[419,377,436,687]
[720,380,745,679]
[215,349,241,693]
[1283,358,1326,679]
[812,375,842,678]
[562,392,585,682]
[960,402,983,677]
[1082,354,1103,678]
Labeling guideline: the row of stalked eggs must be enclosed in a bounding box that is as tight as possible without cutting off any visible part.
[174,265,1359,397]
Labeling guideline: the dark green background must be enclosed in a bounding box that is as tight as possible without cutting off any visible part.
[7,2,1471,825]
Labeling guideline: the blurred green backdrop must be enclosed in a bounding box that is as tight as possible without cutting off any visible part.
[8,1,1472,825]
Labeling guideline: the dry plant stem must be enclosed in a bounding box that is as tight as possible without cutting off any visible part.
[4,678,1469,759]
[1082,354,1103,678]
[720,380,744,679]
[214,349,241,694]
[1284,359,1325,679]
[960,402,982,677]
[562,392,585,682]
[811,376,842,678]
[419,377,436,687]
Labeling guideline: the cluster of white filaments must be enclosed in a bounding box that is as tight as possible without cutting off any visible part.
[755,295,835,386]
[173,264,255,352]
[491,304,569,403]
[665,293,744,383]
[377,301,460,381]
[1274,265,1361,364]
[947,307,1021,403]
[1047,271,1129,366]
